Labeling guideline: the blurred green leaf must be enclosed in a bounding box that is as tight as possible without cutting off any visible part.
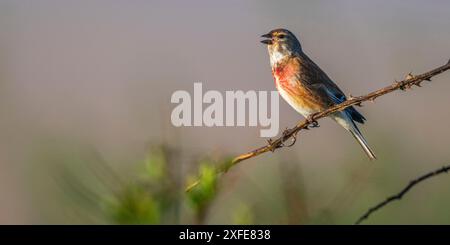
[108,185,160,224]
[186,163,218,214]
[143,147,167,182]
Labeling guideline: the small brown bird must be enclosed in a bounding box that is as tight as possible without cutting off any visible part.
[261,28,376,159]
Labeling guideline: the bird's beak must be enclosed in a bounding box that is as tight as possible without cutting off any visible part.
[260,33,273,45]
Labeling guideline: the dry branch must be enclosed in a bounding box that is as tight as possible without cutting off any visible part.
[355,165,450,225]
[186,59,450,192]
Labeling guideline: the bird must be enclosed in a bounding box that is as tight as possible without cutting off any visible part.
[260,28,376,160]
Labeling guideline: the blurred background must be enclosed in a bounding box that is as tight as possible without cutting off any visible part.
[1,0,450,224]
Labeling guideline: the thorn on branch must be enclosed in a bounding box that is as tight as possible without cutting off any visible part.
[348,95,363,107]
[395,80,403,89]
[281,128,297,147]
[405,72,415,80]
[397,80,408,91]
[266,138,276,152]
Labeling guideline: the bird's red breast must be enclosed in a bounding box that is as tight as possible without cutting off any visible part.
[272,57,325,114]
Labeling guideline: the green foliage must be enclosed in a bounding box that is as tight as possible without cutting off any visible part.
[106,146,172,224]
[186,163,218,214]
[108,185,160,224]
[47,143,237,224]
[105,147,226,224]
[143,147,167,182]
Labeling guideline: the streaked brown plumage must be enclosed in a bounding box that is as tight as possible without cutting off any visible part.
[261,28,376,159]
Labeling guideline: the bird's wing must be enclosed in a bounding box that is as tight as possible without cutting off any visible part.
[294,54,366,123]
[293,54,346,104]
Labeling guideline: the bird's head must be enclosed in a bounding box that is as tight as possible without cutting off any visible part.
[261,28,302,66]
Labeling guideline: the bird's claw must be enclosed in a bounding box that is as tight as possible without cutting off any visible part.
[306,115,319,128]
[396,80,408,91]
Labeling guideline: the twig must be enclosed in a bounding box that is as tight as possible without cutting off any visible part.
[355,165,450,225]
[185,59,450,192]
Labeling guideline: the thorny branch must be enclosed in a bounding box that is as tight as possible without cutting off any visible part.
[185,59,450,192]
[355,165,450,225]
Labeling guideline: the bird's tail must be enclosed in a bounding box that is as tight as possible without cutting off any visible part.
[349,124,377,160]
[332,112,376,160]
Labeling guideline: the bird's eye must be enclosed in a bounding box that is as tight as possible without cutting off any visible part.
[278,34,286,39]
